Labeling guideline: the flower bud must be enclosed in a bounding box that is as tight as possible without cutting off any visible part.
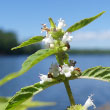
[50,44,55,49]
[62,47,68,51]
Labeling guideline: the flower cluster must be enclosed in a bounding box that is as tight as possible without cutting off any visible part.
[42,18,73,49]
[39,63,75,84]
[59,64,74,77]
[42,33,55,48]
[39,74,52,84]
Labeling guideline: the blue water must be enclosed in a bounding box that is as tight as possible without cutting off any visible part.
[0,54,110,110]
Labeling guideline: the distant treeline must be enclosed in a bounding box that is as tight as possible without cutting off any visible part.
[68,49,110,54]
[0,29,42,55]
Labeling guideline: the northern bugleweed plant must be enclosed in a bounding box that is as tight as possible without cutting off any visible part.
[0,11,109,110]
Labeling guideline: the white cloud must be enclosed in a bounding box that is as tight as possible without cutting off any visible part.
[73,30,110,40]
[70,30,110,49]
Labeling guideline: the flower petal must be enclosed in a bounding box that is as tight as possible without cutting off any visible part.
[84,95,96,110]
[65,72,71,77]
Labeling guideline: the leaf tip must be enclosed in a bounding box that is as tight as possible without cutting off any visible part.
[48,17,52,21]
[99,11,106,16]
[101,11,106,14]
[102,11,106,13]
[11,48,14,50]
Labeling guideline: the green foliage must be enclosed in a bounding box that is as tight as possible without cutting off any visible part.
[0,30,18,54]
[68,49,110,54]
[0,97,55,110]
[11,36,44,50]
[67,104,84,110]
[0,97,9,103]
[49,17,56,29]
[56,52,69,65]
[5,81,58,110]
[80,66,110,82]
[49,29,64,39]
[0,97,10,110]
[66,11,105,32]
[5,70,80,110]
[0,49,56,86]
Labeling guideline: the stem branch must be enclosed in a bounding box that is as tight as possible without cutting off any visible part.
[64,79,75,105]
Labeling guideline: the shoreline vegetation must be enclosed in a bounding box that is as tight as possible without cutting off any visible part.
[68,49,110,54]
[1,48,110,55]
[0,29,42,55]
[1,29,110,55]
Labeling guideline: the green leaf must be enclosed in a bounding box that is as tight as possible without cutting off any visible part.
[11,36,44,50]
[5,81,58,110]
[0,96,55,110]
[0,97,11,110]
[0,49,57,86]
[80,66,110,82]
[56,52,69,65]
[0,102,7,110]
[21,101,56,108]
[49,17,56,29]
[0,97,10,103]
[66,11,105,32]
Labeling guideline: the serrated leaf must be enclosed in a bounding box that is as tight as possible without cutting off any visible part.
[5,81,58,110]
[66,11,105,32]
[80,66,110,82]
[49,17,56,29]
[11,36,44,50]
[0,49,56,86]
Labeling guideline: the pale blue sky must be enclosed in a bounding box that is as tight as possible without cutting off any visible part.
[0,0,110,49]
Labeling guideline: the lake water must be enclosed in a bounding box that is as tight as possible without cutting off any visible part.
[0,54,110,110]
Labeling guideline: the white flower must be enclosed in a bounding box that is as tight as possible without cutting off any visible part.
[62,32,73,43]
[57,18,66,29]
[84,94,96,110]
[42,33,54,48]
[49,63,60,77]
[59,64,74,77]
[39,74,52,84]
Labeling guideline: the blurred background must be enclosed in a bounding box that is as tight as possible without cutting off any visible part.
[0,0,110,110]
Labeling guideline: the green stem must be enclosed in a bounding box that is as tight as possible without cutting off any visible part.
[64,79,75,105]
[55,51,75,105]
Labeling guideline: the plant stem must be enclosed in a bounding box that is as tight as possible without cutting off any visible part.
[64,79,75,105]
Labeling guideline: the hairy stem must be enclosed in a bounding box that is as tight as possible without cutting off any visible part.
[64,79,75,105]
